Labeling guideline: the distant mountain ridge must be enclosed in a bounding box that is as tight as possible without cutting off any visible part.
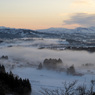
[0,27,38,39]
[0,26,95,39]
[37,27,95,34]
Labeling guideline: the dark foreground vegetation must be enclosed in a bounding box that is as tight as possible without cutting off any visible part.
[0,64,31,95]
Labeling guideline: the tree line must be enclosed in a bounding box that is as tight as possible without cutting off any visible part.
[0,64,32,95]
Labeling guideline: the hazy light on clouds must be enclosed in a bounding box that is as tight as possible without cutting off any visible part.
[63,13,95,27]
[0,0,95,29]
[72,0,90,4]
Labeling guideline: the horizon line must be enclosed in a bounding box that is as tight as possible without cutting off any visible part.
[0,26,94,30]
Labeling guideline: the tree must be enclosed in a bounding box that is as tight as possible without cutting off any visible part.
[38,63,43,70]
[0,64,32,95]
[67,65,76,75]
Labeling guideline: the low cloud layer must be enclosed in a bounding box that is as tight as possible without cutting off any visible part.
[63,13,95,27]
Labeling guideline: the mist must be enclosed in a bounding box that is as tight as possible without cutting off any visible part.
[0,46,95,69]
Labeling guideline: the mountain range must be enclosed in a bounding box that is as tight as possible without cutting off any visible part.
[0,26,95,39]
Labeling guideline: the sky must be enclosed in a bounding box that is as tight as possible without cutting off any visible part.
[0,0,95,30]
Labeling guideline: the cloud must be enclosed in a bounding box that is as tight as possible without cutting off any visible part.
[63,13,95,27]
[71,0,94,6]
[72,0,91,4]
[73,0,89,5]
[70,0,95,13]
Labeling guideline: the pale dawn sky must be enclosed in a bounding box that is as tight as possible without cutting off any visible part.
[0,0,95,29]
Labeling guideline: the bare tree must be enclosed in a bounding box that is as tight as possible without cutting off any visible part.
[40,80,95,95]
[76,84,86,95]
[40,81,77,95]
